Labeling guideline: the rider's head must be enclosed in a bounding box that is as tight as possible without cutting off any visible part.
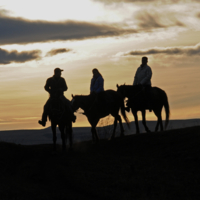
[54,68,63,78]
[92,68,100,76]
[141,56,148,65]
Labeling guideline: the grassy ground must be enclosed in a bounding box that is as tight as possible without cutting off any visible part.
[0,126,200,200]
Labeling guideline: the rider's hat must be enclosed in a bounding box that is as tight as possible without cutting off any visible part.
[54,68,63,73]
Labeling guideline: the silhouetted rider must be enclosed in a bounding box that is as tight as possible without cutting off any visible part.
[90,68,104,94]
[89,68,113,114]
[126,56,152,112]
[38,68,76,127]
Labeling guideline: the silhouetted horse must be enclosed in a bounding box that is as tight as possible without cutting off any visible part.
[48,96,73,152]
[71,90,130,142]
[117,84,170,133]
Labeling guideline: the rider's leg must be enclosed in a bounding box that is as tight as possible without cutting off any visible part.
[60,96,76,122]
[145,85,152,112]
[96,92,110,113]
[38,98,51,126]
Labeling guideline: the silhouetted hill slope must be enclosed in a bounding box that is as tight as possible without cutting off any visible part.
[1,119,200,145]
[0,126,200,200]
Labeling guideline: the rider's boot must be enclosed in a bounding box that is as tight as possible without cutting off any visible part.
[38,120,46,127]
[38,112,47,127]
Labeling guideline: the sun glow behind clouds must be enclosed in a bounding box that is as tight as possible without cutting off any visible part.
[1,0,105,21]
[1,0,141,23]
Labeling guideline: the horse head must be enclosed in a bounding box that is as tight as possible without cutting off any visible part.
[116,84,127,98]
[71,94,80,112]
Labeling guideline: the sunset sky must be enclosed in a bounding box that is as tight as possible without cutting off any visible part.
[0,0,200,130]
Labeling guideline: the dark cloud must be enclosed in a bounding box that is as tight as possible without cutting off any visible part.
[46,48,72,56]
[0,15,136,45]
[135,11,184,29]
[0,48,41,64]
[125,44,200,56]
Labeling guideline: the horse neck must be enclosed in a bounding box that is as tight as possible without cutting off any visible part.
[78,94,96,111]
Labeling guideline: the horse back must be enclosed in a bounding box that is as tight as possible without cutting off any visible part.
[151,86,167,99]
[104,89,123,102]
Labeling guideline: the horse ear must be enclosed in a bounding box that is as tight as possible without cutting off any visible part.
[124,83,126,85]
[71,94,74,98]
[116,84,119,88]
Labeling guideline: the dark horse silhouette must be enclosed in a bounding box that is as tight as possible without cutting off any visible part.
[71,90,130,142]
[117,84,170,133]
[48,96,73,152]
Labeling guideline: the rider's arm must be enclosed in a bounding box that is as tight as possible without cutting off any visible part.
[140,67,152,85]
[90,78,94,93]
[60,78,68,92]
[133,68,139,85]
[44,78,51,93]
[95,76,104,93]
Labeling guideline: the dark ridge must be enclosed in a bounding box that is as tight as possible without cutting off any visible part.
[0,126,200,200]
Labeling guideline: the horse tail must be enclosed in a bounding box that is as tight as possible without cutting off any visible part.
[163,91,170,129]
[120,98,130,129]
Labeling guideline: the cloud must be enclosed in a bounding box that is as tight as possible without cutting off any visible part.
[0,14,136,45]
[135,11,184,29]
[93,0,160,3]
[93,0,200,3]
[46,48,72,56]
[125,43,200,56]
[0,48,41,64]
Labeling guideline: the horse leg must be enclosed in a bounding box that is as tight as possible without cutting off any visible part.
[132,109,140,134]
[154,110,163,132]
[117,114,125,137]
[67,121,73,151]
[69,122,73,150]
[89,118,99,143]
[158,113,163,131]
[155,120,159,132]
[110,117,118,140]
[51,123,57,152]
[91,125,99,143]
[59,124,66,152]
[141,110,151,133]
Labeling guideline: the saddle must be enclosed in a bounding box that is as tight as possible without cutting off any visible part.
[127,87,153,111]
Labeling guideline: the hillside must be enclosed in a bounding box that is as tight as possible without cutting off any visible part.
[0,126,200,200]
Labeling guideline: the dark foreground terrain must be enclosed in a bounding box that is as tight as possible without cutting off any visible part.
[0,126,200,200]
